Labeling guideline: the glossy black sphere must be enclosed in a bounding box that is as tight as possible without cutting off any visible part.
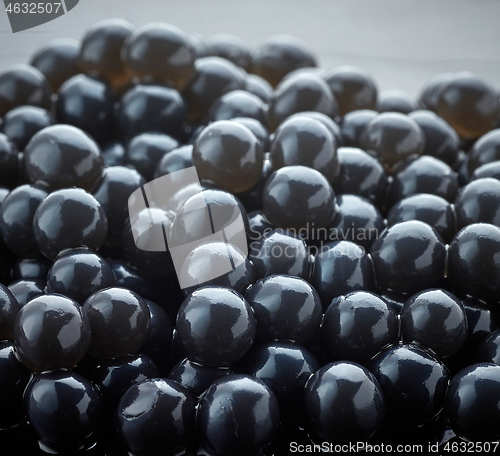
[209,90,266,124]
[368,344,449,426]
[370,221,446,295]
[468,129,500,173]
[24,124,104,192]
[476,330,500,365]
[389,155,459,205]
[0,284,20,340]
[323,65,378,116]
[33,188,108,260]
[12,257,51,281]
[418,72,454,112]
[0,64,51,117]
[311,241,376,309]
[447,223,500,304]
[83,287,150,358]
[263,165,336,230]
[377,89,418,114]
[245,275,322,344]
[56,74,116,144]
[445,363,500,441]
[245,74,273,102]
[387,194,456,244]
[361,112,425,168]
[80,18,136,88]
[30,38,81,92]
[330,194,385,250]
[0,341,31,429]
[0,184,48,257]
[267,73,338,132]
[184,57,246,122]
[251,35,317,88]
[176,286,256,367]
[154,144,193,178]
[116,378,196,456]
[2,106,55,152]
[322,291,398,364]
[249,229,311,280]
[46,248,116,304]
[0,133,19,188]
[401,289,467,358]
[197,374,280,456]
[193,120,264,193]
[207,33,251,70]
[409,110,461,166]
[472,160,500,181]
[118,84,187,140]
[455,177,500,228]
[333,147,387,206]
[7,278,45,307]
[270,115,338,182]
[305,361,385,443]
[101,141,125,167]
[13,294,91,372]
[340,109,378,148]
[248,210,275,242]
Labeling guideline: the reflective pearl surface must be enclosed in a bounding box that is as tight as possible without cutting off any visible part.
[83,287,150,358]
[370,220,446,295]
[361,112,425,168]
[13,294,91,372]
[323,65,378,116]
[12,257,52,281]
[79,18,136,88]
[197,374,280,456]
[118,84,188,141]
[436,72,500,139]
[0,133,19,188]
[33,188,108,260]
[24,125,104,192]
[387,193,456,244]
[270,115,338,181]
[193,120,264,193]
[289,111,343,146]
[251,34,317,88]
[207,33,251,71]
[447,223,500,304]
[311,241,376,309]
[233,117,270,152]
[176,286,256,366]
[46,248,116,304]
[25,370,103,451]
[168,358,232,396]
[125,132,179,181]
[445,363,500,441]
[330,194,385,250]
[0,342,31,429]
[249,229,311,280]
[267,73,338,132]
[116,378,196,456]
[123,22,196,89]
[376,89,418,114]
[184,57,246,122]
[0,64,51,117]
[409,110,461,167]
[2,106,55,152]
[322,291,398,364]
[154,144,193,178]
[7,278,45,307]
[333,147,387,207]
[0,284,20,340]
[468,129,500,173]
[472,160,500,180]
[245,275,322,344]
[263,165,337,230]
[0,184,48,257]
[401,289,467,358]
[56,75,116,144]
[248,210,275,242]
[30,38,80,92]
[476,330,500,365]
[101,141,125,167]
[418,73,454,112]
[455,177,500,228]
[368,344,449,426]
[209,90,266,124]
[389,155,459,204]
[305,361,385,443]
[236,154,273,212]
[245,74,274,102]
[340,109,378,148]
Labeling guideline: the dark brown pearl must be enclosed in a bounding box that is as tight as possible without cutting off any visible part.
[80,18,136,89]
[251,35,317,88]
[30,38,81,93]
[206,33,251,71]
[123,22,196,90]
[436,72,500,139]
[418,73,454,112]
[267,73,338,132]
[377,90,418,114]
[323,65,378,116]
